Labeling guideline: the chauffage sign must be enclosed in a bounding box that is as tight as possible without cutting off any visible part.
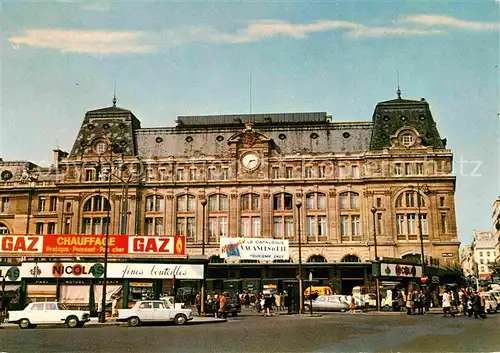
[0,235,186,256]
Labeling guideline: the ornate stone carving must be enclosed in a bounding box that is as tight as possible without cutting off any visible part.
[329,191,336,198]
[295,193,303,199]
[231,193,238,200]
[263,192,270,199]
[166,194,174,200]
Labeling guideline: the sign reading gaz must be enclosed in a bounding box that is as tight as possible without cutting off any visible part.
[0,236,42,253]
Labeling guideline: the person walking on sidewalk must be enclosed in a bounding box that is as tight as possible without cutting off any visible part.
[442,290,455,317]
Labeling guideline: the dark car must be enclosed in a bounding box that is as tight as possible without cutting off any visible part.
[197,297,242,317]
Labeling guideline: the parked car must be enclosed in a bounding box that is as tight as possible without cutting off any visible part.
[197,297,241,317]
[7,302,90,329]
[117,300,193,326]
[480,293,498,314]
[303,295,349,312]
[488,291,500,305]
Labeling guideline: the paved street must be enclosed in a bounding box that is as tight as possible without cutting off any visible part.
[1,310,499,353]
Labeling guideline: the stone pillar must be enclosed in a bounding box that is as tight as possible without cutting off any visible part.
[229,192,238,236]
[261,191,271,237]
[327,189,338,243]
[165,194,174,236]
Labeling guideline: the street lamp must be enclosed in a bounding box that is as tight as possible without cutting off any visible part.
[370,206,381,312]
[296,199,304,314]
[200,197,207,316]
[411,184,430,278]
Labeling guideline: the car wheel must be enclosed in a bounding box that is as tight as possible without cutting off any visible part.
[231,312,237,317]
[19,318,31,329]
[174,314,187,325]
[66,316,79,328]
[128,316,141,327]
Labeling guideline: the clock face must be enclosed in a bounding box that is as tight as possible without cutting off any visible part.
[241,153,260,170]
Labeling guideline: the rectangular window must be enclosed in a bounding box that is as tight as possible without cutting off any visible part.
[251,217,260,237]
[64,217,71,234]
[350,193,359,209]
[187,217,196,238]
[317,194,326,209]
[38,197,46,212]
[376,197,382,208]
[405,192,415,207]
[305,166,313,178]
[318,216,327,236]
[49,196,57,212]
[318,166,326,178]
[441,213,447,233]
[377,213,383,235]
[351,215,360,236]
[85,169,95,182]
[251,196,259,211]
[35,222,44,234]
[159,169,167,181]
[147,169,155,181]
[240,217,249,237]
[486,251,490,257]
[82,218,91,234]
[479,251,483,257]
[156,197,164,212]
[405,163,412,176]
[176,169,185,181]
[351,165,359,178]
[47,222,56,234]
[407,214,417,234]
[146,197,154,212]
[480,259,484,264]
[285,216,293,238]
[285,167,293,179]
[439,197,445,207]
[176,218,184,237]
[306,216,315,237]
[284,194,293,210]
[221,168,229,180]
[0,197,9,213]
[394,163,402,176]
[396,214,405,235]
[340,216,349,237]
[219,217,228,237]
[339,194,348,210]
[416,163,424,175]
[65,202,72,212]
[207,168,216,180]
[92,218,102,235]
[305,195,314,210]
[419,214,428,235]
[273,217,283,238]
[219,196,228,211]
[97,167,109,182]
[189,168,197,181]
[272,167,280,179]
[155,218,164,235]
[338,166,346,179]
[208,217,217,238]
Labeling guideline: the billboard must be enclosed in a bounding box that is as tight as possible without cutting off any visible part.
[219,237,289,261]
[0,235,185,257]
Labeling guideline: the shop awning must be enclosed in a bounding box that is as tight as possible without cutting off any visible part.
[2,284,20,292]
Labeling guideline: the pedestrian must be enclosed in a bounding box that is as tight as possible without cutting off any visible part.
[264,294,273,316]
[244,293,250,309]
[218,293,227,318]
[418,290,425,315]
[473,292,486,319]
[275,293,281,311]
[348,296,356,314]
[442,290,454,317]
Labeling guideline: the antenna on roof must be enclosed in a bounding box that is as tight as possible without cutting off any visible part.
[112,78,117,107]
[249,73,252,118]
[396,69,402,99]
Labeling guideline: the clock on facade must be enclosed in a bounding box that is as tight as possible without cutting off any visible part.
[241,153,260,170]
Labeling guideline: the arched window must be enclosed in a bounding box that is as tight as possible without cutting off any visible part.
[305,193,327,241]
[395,191,428,241]
[81,195,111,235]
[144,195,164,235]
[341,255,361,263]
[308,255,327,263]
[273,193,294,239]
[208,194,228,241]
[176,194,196,241]
[0,222,9,235]
[240,193,260,237]
[402,253,422,262]
[339,192,361,242]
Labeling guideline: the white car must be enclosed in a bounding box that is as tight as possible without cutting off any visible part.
[117,300,193,326]
[488,291,500,305]
[480,293,498,314]
[7,302,90,329]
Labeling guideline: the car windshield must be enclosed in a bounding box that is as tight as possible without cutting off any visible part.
[57,303,68,310]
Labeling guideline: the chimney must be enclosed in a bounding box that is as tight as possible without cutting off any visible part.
[53,149,68,169]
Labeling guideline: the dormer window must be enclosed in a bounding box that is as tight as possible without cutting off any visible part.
[401,133,414,147]
[95,141,108,154]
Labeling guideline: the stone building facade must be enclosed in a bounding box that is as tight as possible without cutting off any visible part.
[0,93,460,293]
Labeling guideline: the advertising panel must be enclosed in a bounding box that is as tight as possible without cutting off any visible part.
[380,263,422,278]
[0,266,21,281]
[0,235,186,256]
[21,262,203,280]
[219,237,289,261]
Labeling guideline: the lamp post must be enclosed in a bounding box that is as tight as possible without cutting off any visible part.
[200,198,207,316]
[296,199,304,314]
[412,184,430,279]
[370,206,380,312]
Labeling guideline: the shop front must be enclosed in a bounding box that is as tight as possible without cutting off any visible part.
[0,265,22,310]
[20,261,205,316]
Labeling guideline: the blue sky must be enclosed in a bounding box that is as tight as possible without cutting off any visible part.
[1,0,499,245]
